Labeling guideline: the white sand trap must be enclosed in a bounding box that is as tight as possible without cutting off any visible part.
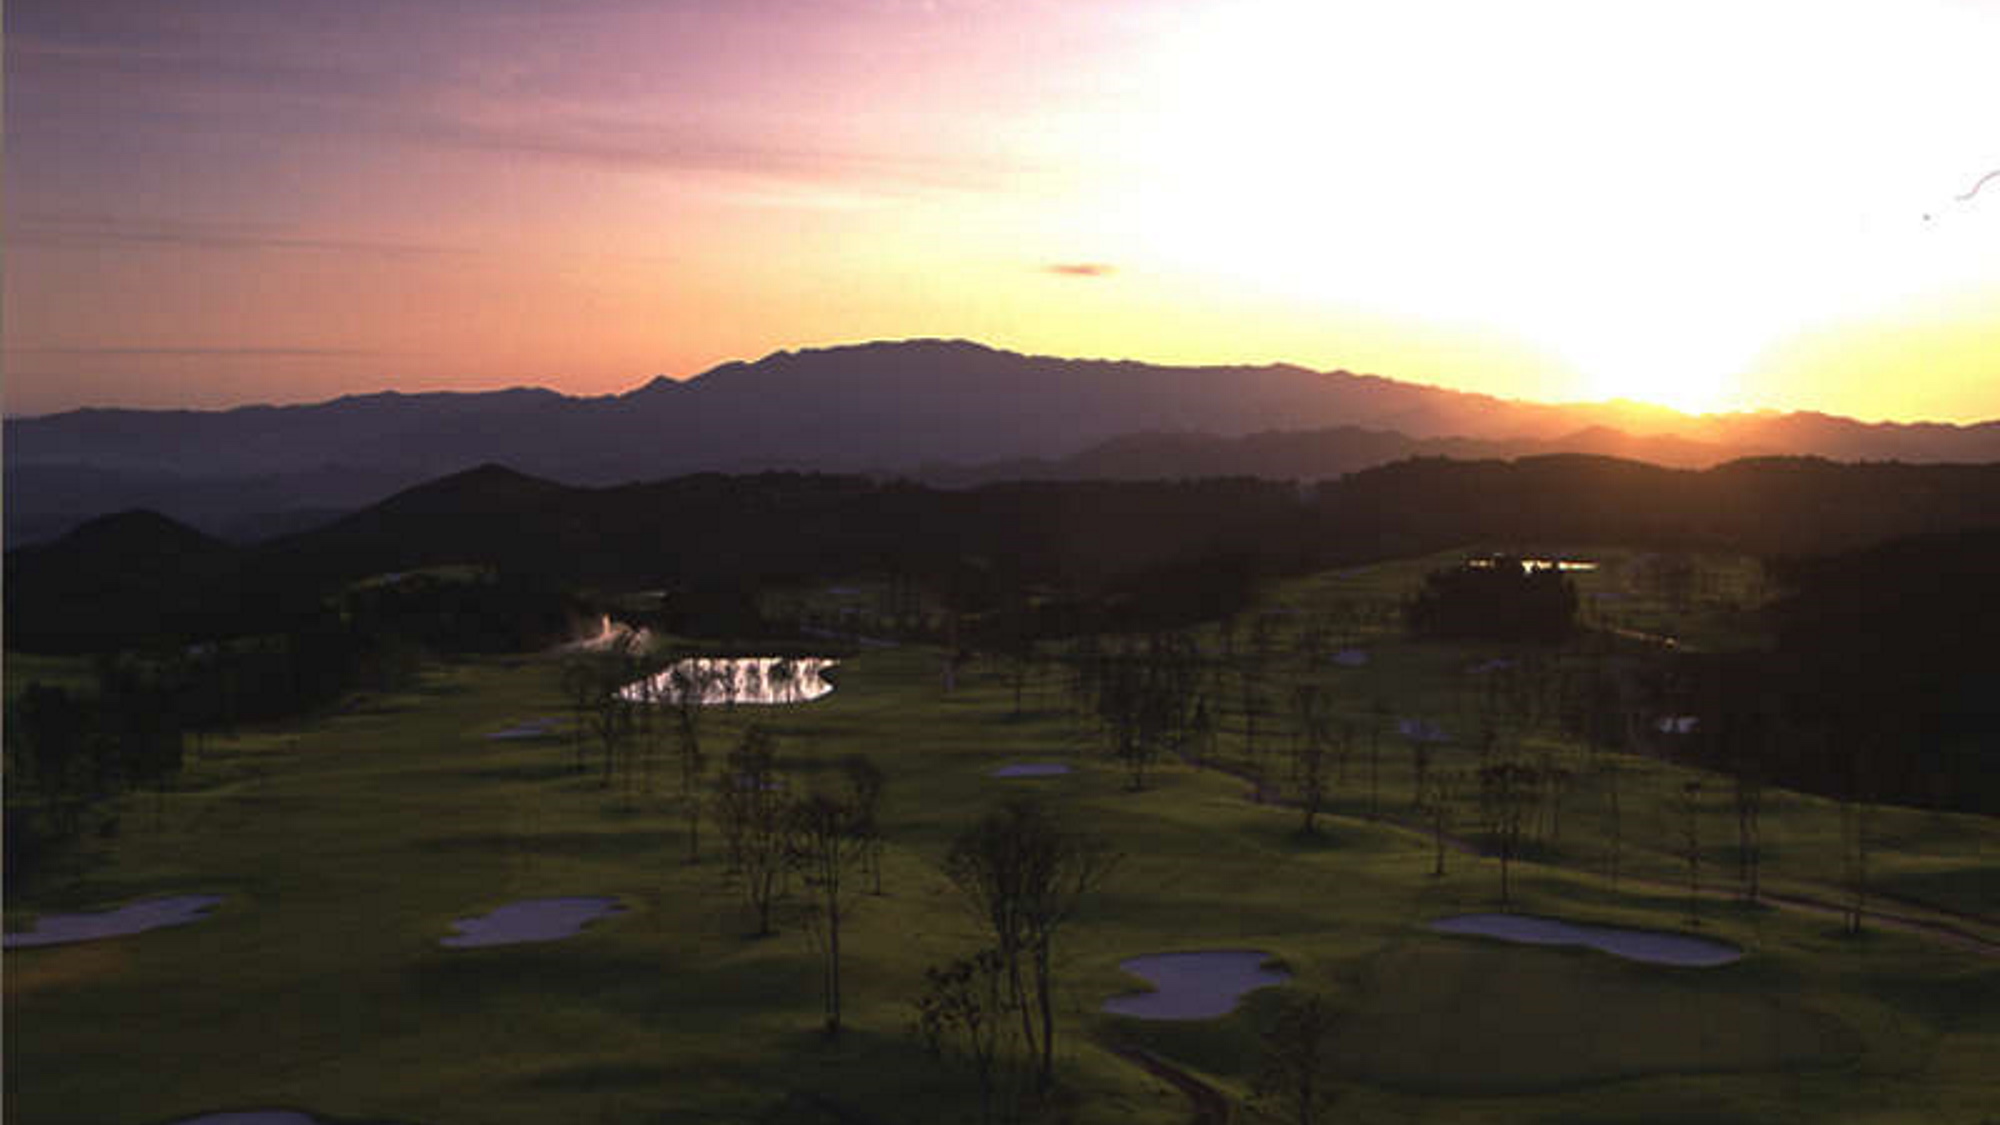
[170,1104,320,1112]
[172,1104,414,1112]
[441,897,626,948]
[487,718,559,740]
[5,894,223,948]
[1430,913,1742,967]
[1102,951,1292,1020]
[1397,718,1449,743]
[1333,649,1370,667]
[1656,715,1699,735]
[990,763,1072,778]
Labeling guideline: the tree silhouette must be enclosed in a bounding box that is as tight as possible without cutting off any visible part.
[944,798,1116,1090]
[715,725,787,935]
[1253,992,1341,1125]
[1478,761,1540,905]
[787,789,870,1035]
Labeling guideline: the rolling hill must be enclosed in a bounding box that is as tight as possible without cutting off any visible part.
[9,339,1998,543]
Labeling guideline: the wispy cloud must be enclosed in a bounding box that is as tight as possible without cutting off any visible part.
[413,114,1016,197]
[3,345,384,358]
[11,214,472,257]
[1045,262,1115,278]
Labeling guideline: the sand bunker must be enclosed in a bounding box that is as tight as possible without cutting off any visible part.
[487,718,559,740]
[1102,950,1292,1020]
[5,894,223,949]
[1397,718,1450,743]
[170,1104,416,1112]
[1430,913,1742,967]
[990,763,1072,778]
[170,1104,320,1112]
[441,897,627,948]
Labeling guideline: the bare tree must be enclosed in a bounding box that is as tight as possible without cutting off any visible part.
[1253,992,1341,1125]
[1676,780,1704,927]
[944,798,1117,1090]
[1478,761,1540,905]
[916,948,1022,1125]
[1420,768,1459,878]
[1366,697,1389,820]
[560,657,595,774]
[1289,683,1333,836]
[788,790,870,1035]
[669,660,719,863]
[842,754,888,895]
[715,725,787,935]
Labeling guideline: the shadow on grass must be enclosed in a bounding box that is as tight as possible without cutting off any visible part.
[413,829,679,857]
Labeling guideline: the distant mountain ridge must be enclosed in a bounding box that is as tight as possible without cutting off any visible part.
[15,454,2000,654]
[9,338,1999,542]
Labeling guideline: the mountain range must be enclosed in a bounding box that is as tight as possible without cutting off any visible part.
[9,338,1999,543]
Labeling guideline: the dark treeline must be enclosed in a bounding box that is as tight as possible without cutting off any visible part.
[1404,558,1580,643]
[1660,527,2000,814]
[4,570,585,881]
[12,454,2000,656]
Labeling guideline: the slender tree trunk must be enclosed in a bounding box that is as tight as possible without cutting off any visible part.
[827,900,843,1035]
[1035,944,1056,1089]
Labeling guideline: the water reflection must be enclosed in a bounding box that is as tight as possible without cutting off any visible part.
[623,657,837,706]
[1468,558,1599,572]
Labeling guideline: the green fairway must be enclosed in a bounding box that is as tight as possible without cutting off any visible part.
[7,557,1999,1125]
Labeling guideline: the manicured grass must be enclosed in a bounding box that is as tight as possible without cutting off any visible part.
[6,557,1999,1125]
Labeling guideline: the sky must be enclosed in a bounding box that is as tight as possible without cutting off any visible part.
[5,0,1997,421]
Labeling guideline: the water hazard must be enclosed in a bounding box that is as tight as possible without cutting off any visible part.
[623,657,837,706]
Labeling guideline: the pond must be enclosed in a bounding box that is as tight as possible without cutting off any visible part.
[441,897,627,948]
[990,763,1072,778]
[1469,558,1599,572]
[5,894,223,948]
[1101,950,1292,1019]
[1430,913,1742,966]
[623,657,837,706]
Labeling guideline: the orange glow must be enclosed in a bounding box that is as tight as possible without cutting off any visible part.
[4,0,1995,421]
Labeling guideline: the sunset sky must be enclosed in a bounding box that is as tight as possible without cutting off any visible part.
[5,0,1997,421]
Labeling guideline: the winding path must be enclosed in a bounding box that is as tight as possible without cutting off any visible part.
[1099,1039,1231,1125]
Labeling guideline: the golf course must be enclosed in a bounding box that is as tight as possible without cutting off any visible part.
[6,547,1998,1125]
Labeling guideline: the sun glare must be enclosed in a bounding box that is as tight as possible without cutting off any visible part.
[1086,0,1999,420]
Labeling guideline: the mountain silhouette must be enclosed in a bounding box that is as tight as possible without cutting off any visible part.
[9,339,1998,542]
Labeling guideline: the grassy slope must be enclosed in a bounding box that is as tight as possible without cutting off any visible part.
[6,550,1999,1125]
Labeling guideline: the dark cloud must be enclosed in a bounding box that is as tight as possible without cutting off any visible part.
[1045,262,1115,278]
